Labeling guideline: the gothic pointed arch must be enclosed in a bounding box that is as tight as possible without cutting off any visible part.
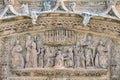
[0,5,27,18]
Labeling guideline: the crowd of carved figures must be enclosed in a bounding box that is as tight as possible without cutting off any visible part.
[9,34,110,69]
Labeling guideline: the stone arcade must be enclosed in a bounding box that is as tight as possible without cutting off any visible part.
[0,0,120,80]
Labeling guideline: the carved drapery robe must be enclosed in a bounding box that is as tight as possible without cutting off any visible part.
[96,42,108,69]
[38,48,45,68]
[55,51,64,68]
[84,40,94,67]
[45,48,56,68]
[74,47,80,68]
[31,41,40,68]
[25,39,33,68]
[12,45,24,69]
[64,48,74,68]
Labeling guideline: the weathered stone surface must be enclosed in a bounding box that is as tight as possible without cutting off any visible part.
[0,0,120,80]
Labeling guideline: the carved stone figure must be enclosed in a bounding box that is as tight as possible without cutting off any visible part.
[84,35,94,68]
[64,47,74,68]
[2,65,7,75]
[74,47,80,68]
[31,41,40,68]
[95,41,108,69]
[69,2,76,12]
[43,1,51,11]
[55,50,64,68]
[38,48,45,68]
[25,35,33,68]
[11,40,24,69]
[31,11,37,24]
[25,35,40,68]
[21,3,29,15]
[45,47,56,68]
[111,64,119,77]
[74,46,85,68]
[82,13,91,26]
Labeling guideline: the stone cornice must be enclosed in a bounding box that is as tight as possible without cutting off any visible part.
[0,0,119,25]
[0,0,119,37]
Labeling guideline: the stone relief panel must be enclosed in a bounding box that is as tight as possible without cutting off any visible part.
[1,32,112,70]
[0,31,120,80]
[77,33,112,69]
[0,0,120,80]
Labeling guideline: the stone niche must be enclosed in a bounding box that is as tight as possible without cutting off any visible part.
[0,13,120,80]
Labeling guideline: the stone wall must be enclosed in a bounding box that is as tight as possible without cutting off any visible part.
[0,12,120,80]
[0,0,120,79]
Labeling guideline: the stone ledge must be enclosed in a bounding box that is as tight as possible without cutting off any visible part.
[11,68,108,77]
[8,77,108,80]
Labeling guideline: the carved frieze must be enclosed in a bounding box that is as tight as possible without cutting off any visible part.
[0,27,119,80]
[88,17,120,35]
[0,16,32,36]
[0,31,116,79]
[36,13,83,30]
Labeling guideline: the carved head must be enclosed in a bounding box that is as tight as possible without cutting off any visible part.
[57,50,62,55]
[16,40,20,45]
[45,47,50,53]
[31,41,37,49]
[87,34,93,41]
[99,41,105,46]
[27,35,32,40]
[68,47,73,52]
